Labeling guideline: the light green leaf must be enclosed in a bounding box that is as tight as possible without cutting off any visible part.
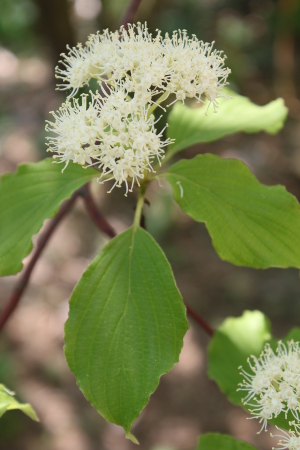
[163,154,300,268]
[208,310,271,406]
[0,158,97,276]
[64,226,188,435]
[167,89,288,156]
[0,384,38,421]
[208,310,300,430]
[197,433,257,450]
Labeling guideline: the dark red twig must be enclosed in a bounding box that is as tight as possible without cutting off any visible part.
[80,184,116,238]
[0,190,81,331]
[184,302,214,337]
[119,0,143,28]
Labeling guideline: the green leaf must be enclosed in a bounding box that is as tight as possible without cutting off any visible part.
[167,89,288,156]
[0,384,38,421]
[64,226,188,435]
[208,310,300,430]
[208,310,271,406]
[163,154,300,268]
[197,433,257,450]
[0,158,97,276]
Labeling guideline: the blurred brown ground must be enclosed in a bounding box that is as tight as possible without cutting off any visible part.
[1,0,300,449]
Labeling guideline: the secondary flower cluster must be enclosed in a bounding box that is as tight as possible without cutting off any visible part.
[47,22,230,194]
[46,90,171,194]
[238,341,300,450]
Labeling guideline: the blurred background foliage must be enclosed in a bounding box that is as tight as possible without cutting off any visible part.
[0,0,300,449]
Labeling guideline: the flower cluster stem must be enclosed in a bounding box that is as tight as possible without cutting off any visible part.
[133,188,145,229]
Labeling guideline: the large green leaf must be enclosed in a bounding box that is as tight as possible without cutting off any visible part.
[64,226,188,438]
[208,310,300,430]
[0,384,38,421]
[197,433,257,450]
[0,158,97,276]
[167,89,288,156]
[163,154,300,268]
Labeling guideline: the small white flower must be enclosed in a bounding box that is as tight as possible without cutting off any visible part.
[163,30,230,107]
[55,44,95,97]
[249,388,284,432]
[238,341,300,433]
[238,344,282,401]
[95,87,172,195]
[271,428,300,450]
[46,93,100,170]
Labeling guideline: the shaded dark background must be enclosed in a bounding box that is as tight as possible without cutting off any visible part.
[0,0,300,449]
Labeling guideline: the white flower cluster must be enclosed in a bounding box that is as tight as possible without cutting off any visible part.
[47,22,230,194]
[238,341,300,450]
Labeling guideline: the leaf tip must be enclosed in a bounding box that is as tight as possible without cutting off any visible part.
[125,431,139,444]
[25,406,40,422]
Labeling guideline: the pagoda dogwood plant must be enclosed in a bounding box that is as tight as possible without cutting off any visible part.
[1,20,300,448]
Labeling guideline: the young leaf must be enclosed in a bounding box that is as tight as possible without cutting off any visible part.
[208,310,271,407]
[167,89,288,156]
[208,310,300,430]
[0,384,38,421]
[163,154,300,268]
[0,158,97,276]
[197,433,257,450]
[64,227,188,436]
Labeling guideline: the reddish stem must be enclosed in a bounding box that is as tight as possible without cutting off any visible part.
[184,303,214,337]
[80,184,116,238]
[0,190,81,331]
[119,0,143,28]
